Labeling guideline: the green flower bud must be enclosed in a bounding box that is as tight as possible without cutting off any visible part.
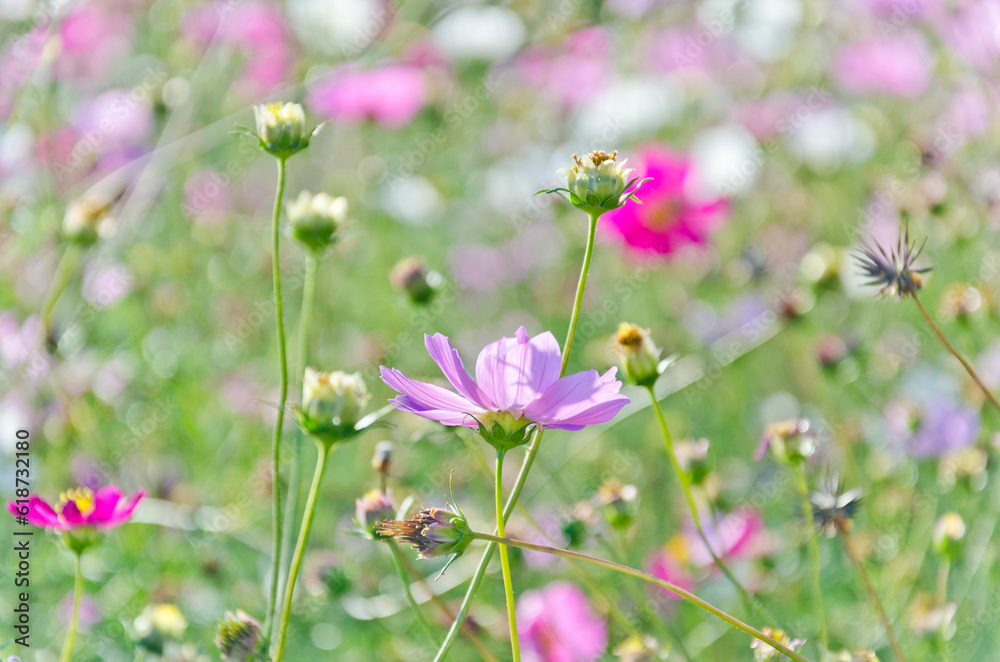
[612,322,663,387]
[757,419,816,465]
[355,490,395,539]
[542,150,648,217]
[304,368,369,427]
[214,610,262,661]
[286,191,348,252]
[932,512,965,562]
[63,196,113,245]
[391,257,441,305]
[595,478,638,530]
[252,102,316,159]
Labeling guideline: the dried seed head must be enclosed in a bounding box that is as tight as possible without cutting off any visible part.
[855,227,932,300]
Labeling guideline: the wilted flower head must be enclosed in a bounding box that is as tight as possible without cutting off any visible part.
[391,257,440,305]
[751,628,806,661]
[855,227,932,299]
[540,149,648,217]
[377,507,472,565]
[756,418,817,464]
[380,327,629,453]
[932,512,966,561]
[214,610,262,661]
[294,369,372,445]
[286,191,348,252]
[355,490,395,538]
[63,195,115,245]
[810,476,862,537]
[9,485,144,533]
[249,102,319,159]
[612,322,662,387]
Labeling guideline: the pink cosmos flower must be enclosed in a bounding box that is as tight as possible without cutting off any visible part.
[380,327,628,431]
[8,485,144,531]
[56,4,134,81]
[603,146,729,256]
[686,508,773,568]
[308,64,426,128]
[517,582,607,662]
[646,546,696,601]
[832,32,933,98]
[517,28,613,108]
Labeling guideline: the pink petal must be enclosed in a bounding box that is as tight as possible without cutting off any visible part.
[8,497,64,529]
[60,501,85,527]
[88,485,123,524]
[102,490,144,528]
[389,395,481,427]
[425,333,494,409]
[524,368,628,428]
[475,327,563,412]
[380,367,483,416]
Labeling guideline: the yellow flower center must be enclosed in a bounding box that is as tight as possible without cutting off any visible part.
[57,488,96,516]
[614,322,648,351]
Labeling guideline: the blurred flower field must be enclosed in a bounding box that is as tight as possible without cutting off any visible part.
[3,0,1000,660]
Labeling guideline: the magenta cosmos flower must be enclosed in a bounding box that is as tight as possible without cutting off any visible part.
[603,145,729,256]
[380,327,629,440]
[8,485,144,531]
[308,64,426,129]
[517,582,607,662]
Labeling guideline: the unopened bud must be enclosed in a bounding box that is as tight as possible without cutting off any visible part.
[612,322,662,387]
[594,478,638,530]
[252,102,317,159]
[355,490,395,538]
[757,419,816,465]
[63,195,114,245]
[286,191,348,252]
[932,512,965,562]
[299,369,370,440]
[371,441,394,475]
[391,257,440,305]
[214,610,262,661]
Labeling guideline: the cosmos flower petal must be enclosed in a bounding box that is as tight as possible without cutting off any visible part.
[474,328,525,410]
[61,501,86,526]
[424,333,495,409]
[477,327,563,411]
[389,395,482,427]
[8,496,64,529]
[89,485,123,523]
[524,367,628,426]
[380,366,481,415]
[104,490,145,528]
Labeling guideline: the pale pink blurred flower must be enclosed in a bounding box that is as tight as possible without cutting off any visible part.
[934,0,1000,72]
[946,87,993,138]
[0,28,48,120]
[182,1,294,96]
[854,0,938,19]
[60,594,101,629]
[308,64,426,128]
[645,28,735,75]
[602,145,730,256]
[56,4,134,80]
[73,89,154,153]
[183,168,234,225]
[517,582,607,662]
[0,314,48,378]
[449,222,565,292]
[517,28,613,108]
[884,397,980,457]
[833,32,934,98]
[646,546,696,600]
[81,263,134,309]
[686,508,773,568]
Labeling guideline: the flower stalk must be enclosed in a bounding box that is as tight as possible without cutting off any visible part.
[841,528,905,662]
[387,540,437,642]
[495,449,521,661]
[264,156,290,644]
[794,465,828,651]
[40,244,81,343]
[468,531,811,662]
[273,441,332,662]
[59,551,83,662]
[646,385,779,628]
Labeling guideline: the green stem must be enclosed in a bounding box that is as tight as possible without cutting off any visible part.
[560,211,599,375]
[273,441,331,662]
[265,157,290,645]
[841,529,905,662]
[40,243,81,342]
[912,294,1000,415]
[936,560,951,662]
[646,386,778,628]
[495,450,521,661]
[388,540,437,642]
[432,207,601,661]
[471,532,811,662]
[794,466,828,650]
[280,252,319,598]
[59,552,83,662]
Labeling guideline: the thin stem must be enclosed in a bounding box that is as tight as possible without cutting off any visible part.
[280,252,319,597]
[935,560,952,662]
[388,540,437,642]
[471,532,811,662]
[495,450,521,661]
[59,552,83,662]
[560,211,599,375]
[273,441,330,662]
[912,294,1000,414]
[265,157,290,644]
[646,386,778,628]
[433,206,601,661]
[40,244,81,343]
[794,465,828,650]
[841,529,905,662]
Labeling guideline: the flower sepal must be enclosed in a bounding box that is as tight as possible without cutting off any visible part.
[62,527,98,554]
[234,102,325,161]
[472,411,535,453]
[538,150,652,218]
